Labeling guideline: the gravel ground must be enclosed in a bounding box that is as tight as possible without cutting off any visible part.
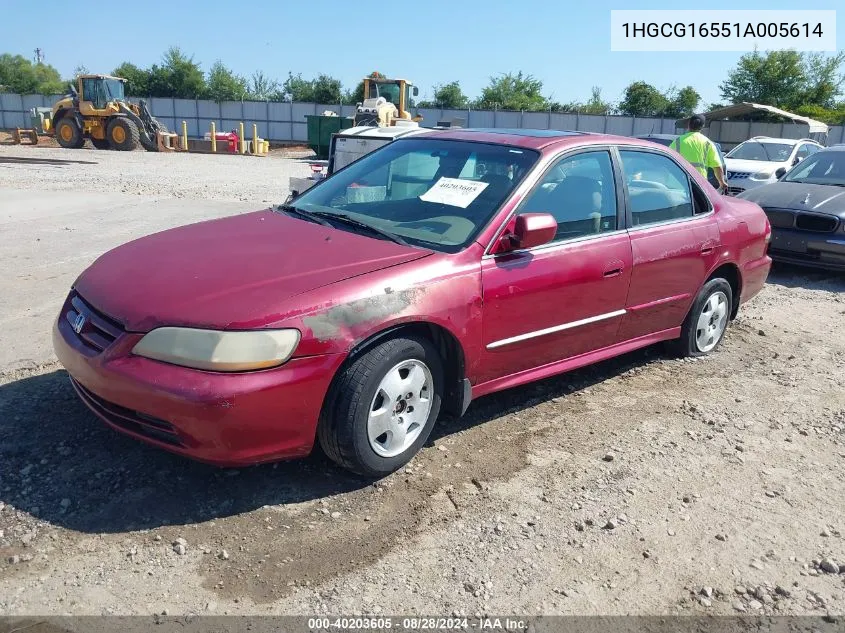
[1,143,844,617]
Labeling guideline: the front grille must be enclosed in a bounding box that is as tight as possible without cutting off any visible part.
[728,172,751,180]
[763,208,796,229]
[64,291,123,354]
[763,208,839,234]
[796,214,838,233]
[71,379,184,447]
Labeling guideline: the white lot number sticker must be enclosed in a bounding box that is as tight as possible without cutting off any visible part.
[419,177,489,209]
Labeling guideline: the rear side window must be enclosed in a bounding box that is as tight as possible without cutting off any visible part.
[519,150,618,242]
[619,150,693,226]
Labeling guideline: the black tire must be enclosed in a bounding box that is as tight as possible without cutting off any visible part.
[318,336,444,477]
[90,138,110,150]
[55,117,84,149]
[106,117,140,151]
[675,278,733,357]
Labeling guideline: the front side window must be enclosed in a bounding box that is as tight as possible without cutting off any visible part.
[292,139,539,252]
[519,150,617,242]
[619,150,693,226]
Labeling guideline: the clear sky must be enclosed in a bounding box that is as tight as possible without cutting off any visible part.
[3,0,842,107]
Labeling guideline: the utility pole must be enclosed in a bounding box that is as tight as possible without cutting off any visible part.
[34,48,44,64]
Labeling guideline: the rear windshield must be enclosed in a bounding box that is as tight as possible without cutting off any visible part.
[292,138,540,252]
[727,141,793,162]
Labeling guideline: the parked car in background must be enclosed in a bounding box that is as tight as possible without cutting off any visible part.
[53,130,772,477]
[635,134,726,190]
[725,137,824,195]
[738,145,845,271]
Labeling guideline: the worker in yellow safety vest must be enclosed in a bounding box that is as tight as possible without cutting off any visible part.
[670,114,727,193]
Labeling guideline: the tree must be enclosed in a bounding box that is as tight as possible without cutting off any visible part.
[205,60,248,101]
[420,81,469,109]
[283,72,314,102]
[72,64,88,77]
[580,86,613,115]
[112,62,150,97]
[147,46,206,98]
[475,72,548,111]
[719,50,845,110]
[664,85,700,118]
[248,71,281,101]
[619,81,668,117]
[0,54,63,94]
[311,74,343,104]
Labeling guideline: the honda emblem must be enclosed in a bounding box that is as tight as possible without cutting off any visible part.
[72,313,86,334]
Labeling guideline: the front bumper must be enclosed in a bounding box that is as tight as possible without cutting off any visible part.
[53,313,345,467]
[768,229,845,271]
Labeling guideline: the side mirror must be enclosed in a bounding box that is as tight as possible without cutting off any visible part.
[493,213,557,253]
[775,167,787,179]
[412,86,419,97]
[793,156,803,165]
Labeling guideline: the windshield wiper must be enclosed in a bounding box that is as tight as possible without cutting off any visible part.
[311,212,408,246]
[277,204,332,227]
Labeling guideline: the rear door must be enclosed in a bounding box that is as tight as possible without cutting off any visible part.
[477,147,632,384]
[616,148,722,342]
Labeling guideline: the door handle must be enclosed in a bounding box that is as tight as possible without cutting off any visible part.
[603,266,624,278]
[700,239,719,256]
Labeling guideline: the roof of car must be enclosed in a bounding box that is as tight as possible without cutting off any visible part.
[636,134,678,139]
[819,144,845,151]
[414,128,665,151]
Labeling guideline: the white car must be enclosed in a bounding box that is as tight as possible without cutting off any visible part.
[725,137,823,195]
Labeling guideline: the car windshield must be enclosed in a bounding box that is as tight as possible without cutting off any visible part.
[727,141,794,162]
[783,152,845,186]
[290,138,539,252]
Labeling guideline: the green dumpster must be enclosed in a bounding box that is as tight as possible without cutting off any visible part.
[305,114,354,159]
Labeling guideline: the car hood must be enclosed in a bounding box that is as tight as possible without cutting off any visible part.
[724,158,785,173]
[738,182,845,216]
[75,209,432,331]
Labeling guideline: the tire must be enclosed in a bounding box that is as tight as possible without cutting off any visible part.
[675,278,733,357]
[90,138,110,150]
[106,117,140,151]
[318,336,444,477]
[55,117,84,149]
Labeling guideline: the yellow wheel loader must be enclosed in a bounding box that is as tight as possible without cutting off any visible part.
[353,77,421,127]
[49,74,167,151]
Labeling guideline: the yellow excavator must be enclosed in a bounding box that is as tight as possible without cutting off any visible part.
[49,74,168,151]
[353,77,421,127]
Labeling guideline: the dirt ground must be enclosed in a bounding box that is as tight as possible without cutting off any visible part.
[0,143,844,617]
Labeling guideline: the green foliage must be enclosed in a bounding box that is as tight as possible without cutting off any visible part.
[112,62,150,97]
[619,81,668,116]
[147,47,206,98]
[0,54,63,94]
[794,102,845,125]
[475,72,548,111]
[205,60,248,102]
[312,74,343,104]
[248,71,282,101]
[418,81,469,109]
[720,50,845,110]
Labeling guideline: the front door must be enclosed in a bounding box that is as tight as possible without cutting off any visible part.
[615,148,722,341]
[478,149,632,385]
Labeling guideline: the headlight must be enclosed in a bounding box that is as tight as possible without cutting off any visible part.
[752,170,774,179]
[132,328,300,372]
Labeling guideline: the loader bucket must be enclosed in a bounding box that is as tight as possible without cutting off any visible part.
[13,129,39,145]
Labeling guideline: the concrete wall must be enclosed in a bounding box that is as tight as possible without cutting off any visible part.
[3,93,843,146]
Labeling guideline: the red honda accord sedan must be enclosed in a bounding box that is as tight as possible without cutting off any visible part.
[53,129,772,476]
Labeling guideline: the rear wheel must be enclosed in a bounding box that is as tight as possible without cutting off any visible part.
[106,117,140,151]
[55,117,84,149]
[90,138,110,150]
[676,278,733,357]
[318,336,443,477]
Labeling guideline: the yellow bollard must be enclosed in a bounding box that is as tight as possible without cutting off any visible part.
[263,140,269,155]
[210,122,217,153]
[252,123,258,155]
[239,122,245,155]
[182,120,188,151]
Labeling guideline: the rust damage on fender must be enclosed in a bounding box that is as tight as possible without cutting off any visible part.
[302,287,425,341]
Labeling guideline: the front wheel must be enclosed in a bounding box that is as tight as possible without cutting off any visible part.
[318,336,443,477]
[107,117,140,151]
[676,278,733,357]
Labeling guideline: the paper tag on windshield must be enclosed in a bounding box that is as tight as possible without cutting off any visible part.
[419,177,489,209]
